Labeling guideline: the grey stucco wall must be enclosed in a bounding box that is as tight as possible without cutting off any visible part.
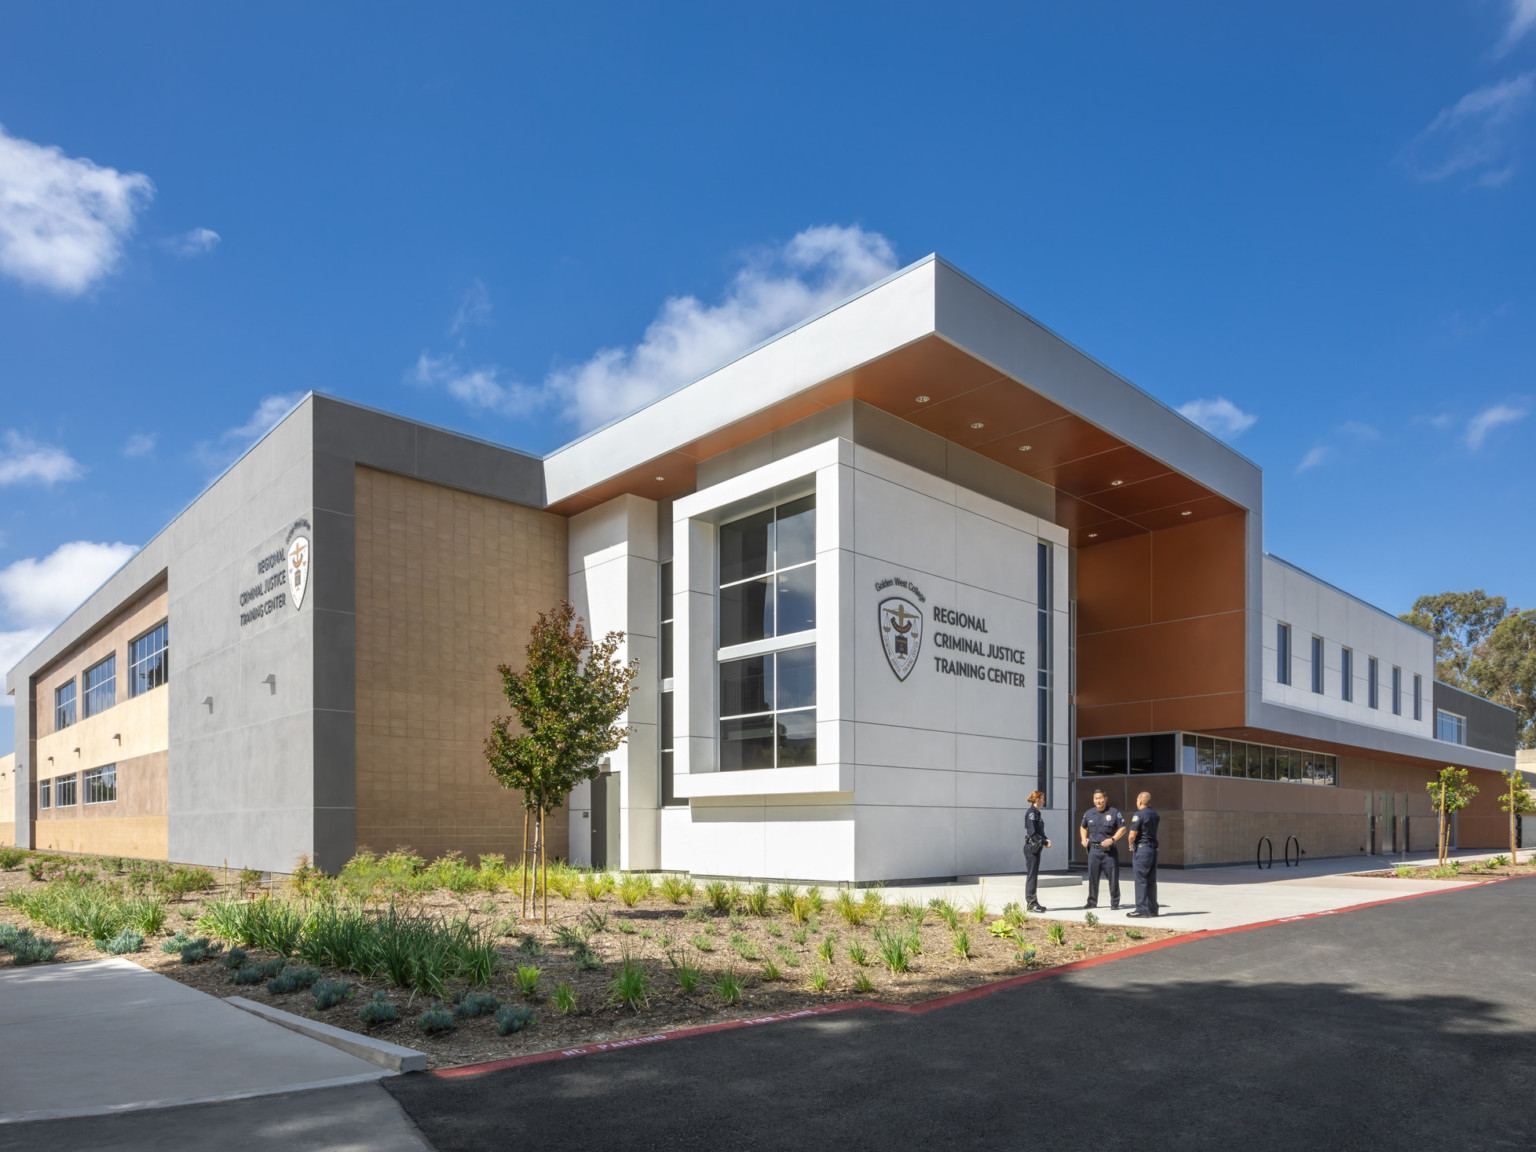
[1433,681,1517,756]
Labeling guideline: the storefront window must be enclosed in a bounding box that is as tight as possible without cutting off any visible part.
[1164,733,1336,786]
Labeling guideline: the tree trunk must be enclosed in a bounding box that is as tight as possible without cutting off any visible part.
[1511,778,1519,867]
[520,808,531,920]
[1438,782,1448,866]
[539,804,549,925]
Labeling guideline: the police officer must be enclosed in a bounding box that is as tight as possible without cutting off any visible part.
[1079,788,1125,910]
[1022,790,1052,913]
[1127,791,1160,918]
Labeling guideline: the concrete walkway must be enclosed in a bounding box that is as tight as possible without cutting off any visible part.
[0,958,398,1124]
[888,849,1494,931]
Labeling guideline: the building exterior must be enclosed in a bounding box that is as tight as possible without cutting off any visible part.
[3,256,1518,878]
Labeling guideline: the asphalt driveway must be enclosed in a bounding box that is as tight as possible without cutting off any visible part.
[386,878,1536,1152]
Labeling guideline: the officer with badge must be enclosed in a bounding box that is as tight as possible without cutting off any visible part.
[1079,788,1125,910]
[1127,791,1160,918]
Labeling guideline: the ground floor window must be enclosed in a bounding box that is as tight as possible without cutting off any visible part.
[1081,733,1178,776]
[38,778,50,809]
[84,764,117,804]
[719,645,816,770]
[1181,734,1337,785]
[54,773,78,807]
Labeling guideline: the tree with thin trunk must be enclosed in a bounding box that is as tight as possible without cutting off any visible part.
[1498,769,1536,865]
[1427,766,1478,866]
[485,601,636,924]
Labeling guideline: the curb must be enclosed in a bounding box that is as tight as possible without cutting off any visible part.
[226,996,428,1073]
[433,875,1520,1081]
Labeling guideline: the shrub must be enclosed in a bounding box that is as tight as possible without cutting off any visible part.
[764,920,783,938]
[1394,864,1416,878]
[514,965,543,998]
[26,859,48,881]
[898,899,926,926]
[1105,933,1118,943]
[816,937,835,963]
[847,941,869,967]
[258,956,287,978]
[454,991,500,1019]
[929,899,960,930]
[1046,923,1067,945]
[551,981,578,1014]
[416,1004,455,1034]
[760,957,783,981]
[788,896,815,925]
[1489,855,1511,867]
[691,934,715,953]
[159,932,193,955]
[873,926,914,974]
[952,928,974,960]
[98,927,144,955]
[989,920,1015,939]
[581,908,609,935]
[124,894,166,936]
[1084,911,1099,928]
[359,991,398,1025]
[659,875,693,905]
[266,965,320,994]
[180,936,223,964]
[0,922,19,949]
[616,918,637,935]
[670,957,704,992]
[1125,928,1144,940]
[618,874,653,908]
[517,933,543,956]
[807,966,830,992]
[159,866,217,899]
[477,854,508,892]
[745,883,771,917]
[1002,901,1027,930]
[804,886,824,915]
[1016,944,1038,964]
[968,894,990,924]
[548,869,580,900]
[607,954,649,1010]
[221,946,249,970]
[0,849,25,870]
[835,890,868,927]
[702,879,731,914]
[230,965,265,985]
[730,933,760,961]
[572,942,603,971]
[239,868,264,892]
[853,971,875,994]
[581,872,616,902]
[1073,942,1087,952]
[552,923,586,949]
[313,980,353,1010]
[790,926,809,945]
[775,942,801,968]
[495,1005,536,1035]
[713,969,743,1005]
[684,905,708,924]
[10,929,58,965]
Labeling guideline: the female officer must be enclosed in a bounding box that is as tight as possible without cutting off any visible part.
[1023,790,1052,913]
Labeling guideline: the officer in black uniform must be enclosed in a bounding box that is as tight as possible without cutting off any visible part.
[1127,791,1160,917]
[1022,789,1052,912]
[1079,788,1125,910]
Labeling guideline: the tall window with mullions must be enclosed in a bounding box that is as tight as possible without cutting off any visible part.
[659,560,679,805]
[717,495,816,771]
[128,622,168,697]
[1036,542,1052,805]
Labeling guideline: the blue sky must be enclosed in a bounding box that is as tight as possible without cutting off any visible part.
[1,2,1534,752]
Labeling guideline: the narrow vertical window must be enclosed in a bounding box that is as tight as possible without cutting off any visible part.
[1310,636,1324,694]
[38,779,51,809]
[1036,542,1053,807]
[658,560,679,805]
[128,622,168,697]
[1413,674,1423,721]
[54,680,77,730]
[83,654,116,718]
[1276,623,1292,685]
[1340,648,1353,702]
[1391,666,1402,716]
[1367,657,1379,709]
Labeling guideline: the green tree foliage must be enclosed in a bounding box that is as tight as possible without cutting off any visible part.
[1498,769,1536,864]
[1401,592,1536,748]
[1427,766,1479,865]
[485,601,636,922]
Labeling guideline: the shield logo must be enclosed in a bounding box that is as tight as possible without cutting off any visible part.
[878,596,923,681]
[286,535,310,611]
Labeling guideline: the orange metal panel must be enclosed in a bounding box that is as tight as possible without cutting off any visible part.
[1151,513,1247,623]
[1077,533,1152,635]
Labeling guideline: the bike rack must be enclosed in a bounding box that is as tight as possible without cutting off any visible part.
[1284,835,1302,868]
[1257,836,1273,869]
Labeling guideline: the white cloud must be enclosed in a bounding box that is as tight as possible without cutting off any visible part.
[1464,402,1528,448]
[450,278,491,338]
[410,225,900,431]
[0,540,137,629]
[1296,446,1332,473]
[192,393,304,472]
[122,432,156,458]
[0,430,83,485]
[0,626,49,693]
[1177,397,1258,440]
[1407,73,1534,185]
[165,227,220,257]
[0,122,154,295]
[1500,0,1536,53]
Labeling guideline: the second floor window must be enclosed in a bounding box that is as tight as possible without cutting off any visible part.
[1310,636,1324,694]
[1367,657,1380,710]
[718,496,815,647]
[1276,623,1292,685]
[1341,648,1353,702]
[54,680,77,731]
[83,655,116,718]
[129,622,169,697]
[1437,710,1467,744]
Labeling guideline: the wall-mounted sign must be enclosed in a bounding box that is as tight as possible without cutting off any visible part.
[239,517,312,628]
[879,597,923,680]
[286,520,311,611]
[875,575,1029,688]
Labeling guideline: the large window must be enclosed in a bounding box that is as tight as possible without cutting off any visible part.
[1081,734,1177,776]
[718,496,815,646]
[659,560,680,806]
[1180,734,1338,786]
[84,764,117,804]
[1276,623,1292,685]
[38,779,50,810]
[1367,656,1379,710]
[1437,710,1467,744]
[1391,666,1402,716]
[719,647,816,770]
[128,622,168,697]
[54,773,78,807]
[1310,635,1324,694]
[83,654,116,718]
[54,680,76,731]
[1341,647,1354,702]
[717,496,817,771]
[1036,542,1053,805]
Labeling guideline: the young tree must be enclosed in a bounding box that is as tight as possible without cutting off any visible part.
[1498,769,1536,865]
[485,601,637,923]
[1427,766,1479,866]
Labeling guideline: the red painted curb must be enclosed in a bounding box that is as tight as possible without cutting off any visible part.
[431,876,1514,1080]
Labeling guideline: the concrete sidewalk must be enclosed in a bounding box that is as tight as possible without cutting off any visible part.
[0,958,398,1124]
[889,849,1493,932]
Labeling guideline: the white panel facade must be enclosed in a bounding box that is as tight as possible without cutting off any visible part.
[666,438,1070,883]
[1260,556,1434,739]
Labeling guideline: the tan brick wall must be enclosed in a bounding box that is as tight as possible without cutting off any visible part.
[354,466,570,864]
[35,584,168,741]
[34,751,169,859]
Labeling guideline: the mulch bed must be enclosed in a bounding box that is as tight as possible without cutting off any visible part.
[1359,860,1536,881]
[0,865,1177,1070]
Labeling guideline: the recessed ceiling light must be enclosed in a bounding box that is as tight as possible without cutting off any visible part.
[1018,444,1032,452]
[1181,510,1193,516]
[1110,480,1124,487]
[915,395,930,403]
[1087,532,1099,538]
[969,422,984,430]
[654,476,665,482]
